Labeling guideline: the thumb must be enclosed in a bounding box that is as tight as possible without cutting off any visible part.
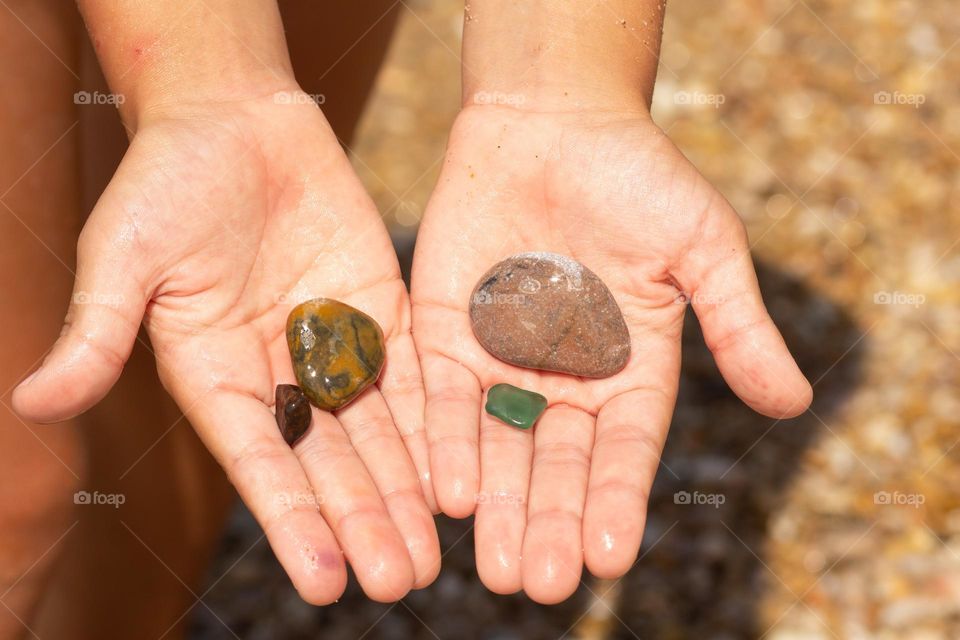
[674,199,812,419]
[12,218,149,423]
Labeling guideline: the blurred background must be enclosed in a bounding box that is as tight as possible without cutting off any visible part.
[189,0,960,638]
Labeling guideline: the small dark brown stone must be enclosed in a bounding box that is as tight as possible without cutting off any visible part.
[469,252,630,378]
[275,384,312,446]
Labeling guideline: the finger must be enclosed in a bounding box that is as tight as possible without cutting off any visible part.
[521,406,593,604]
[12,212,148,423]
[583,387,673,580]
[378,330,437,513]
[676,205,812,418]
[294,407,415,602]
[421,353,481,518]
[337,388,440,589]
[187,392,348,605]
[474,397,534,594]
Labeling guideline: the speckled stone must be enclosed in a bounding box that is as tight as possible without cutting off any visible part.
[275,384,312,446]
[286,298,385,411]
[469,253,630,377]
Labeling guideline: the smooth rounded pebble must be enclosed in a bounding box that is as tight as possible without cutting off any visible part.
[286,298,385,411]
[469,253,630,378]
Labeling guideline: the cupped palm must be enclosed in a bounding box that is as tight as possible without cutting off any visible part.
[412,105,811,603]
[14,88,439,603]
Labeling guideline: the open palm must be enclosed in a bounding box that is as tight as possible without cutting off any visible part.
[412,106,812,603]
[13,89,439,603]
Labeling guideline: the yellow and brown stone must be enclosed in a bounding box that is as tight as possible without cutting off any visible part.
[285,298,386,411]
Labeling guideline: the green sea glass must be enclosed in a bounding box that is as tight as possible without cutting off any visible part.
[485,383,548,430]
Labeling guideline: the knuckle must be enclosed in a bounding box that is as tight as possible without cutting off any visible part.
[533,441,591,471]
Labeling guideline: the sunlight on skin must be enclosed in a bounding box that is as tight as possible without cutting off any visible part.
[7,0,812,609]
[407,0,813,604]
[12,93,439,603]
[412,106,812,604]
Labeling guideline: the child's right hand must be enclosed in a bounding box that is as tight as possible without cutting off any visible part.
[14,88,439,604]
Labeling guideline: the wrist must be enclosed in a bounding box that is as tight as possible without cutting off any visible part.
[463,85,652,117]
[461,0,664,114]
[78,0,295,132]
[125,69,301,132]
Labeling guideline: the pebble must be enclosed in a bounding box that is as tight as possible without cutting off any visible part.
[485,383,548,430]
[274,384,312,446]
[469,252,630,377]
[197,2,960,637]
[285,298,385,411]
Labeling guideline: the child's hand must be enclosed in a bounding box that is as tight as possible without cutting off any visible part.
[412,105,811,603]
[14,90,439,603]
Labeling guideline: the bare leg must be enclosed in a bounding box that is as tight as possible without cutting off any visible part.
[28,14,237,640]
[0,2,88,638]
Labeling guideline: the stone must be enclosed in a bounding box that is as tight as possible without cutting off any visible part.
[469,252,630,377]
[286,298,385,411]
[275,384,312,446]
[485,383,548,430]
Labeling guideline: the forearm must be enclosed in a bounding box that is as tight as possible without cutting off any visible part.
[77,0,295,131]
[462,0,665,112]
